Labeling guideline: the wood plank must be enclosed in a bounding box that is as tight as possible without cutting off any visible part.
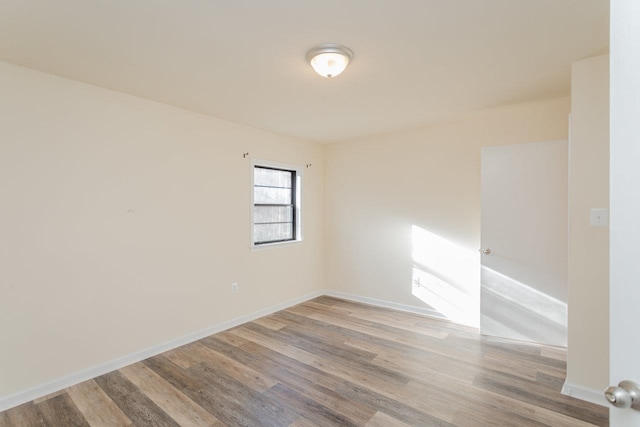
[143,355,253,425]
[264,383,361,427]
[309,296,340,306]
[94,371,179,427]
[120,363,222,427]
[66,379,132,427]
[541,346,568,361]
[190,363,299,426]
[288,416,322,427]
[334,381,455,427]
[237,321,413,390]
[228,326,321,366]
[304,300,450,339]
[187,342,278,392]
[35,394,89,427]
[0,402,45,426]
[247,320,380,364]
[143,355,209,393]
[366,411,413,427]
[252,314,288,330]
[451,410,549,427]
[269,369,377,425]
[163,343,201,369]
[32,390,66,404]
[232,339,347,392]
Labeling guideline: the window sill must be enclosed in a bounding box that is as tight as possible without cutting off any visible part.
[251,239,302,252]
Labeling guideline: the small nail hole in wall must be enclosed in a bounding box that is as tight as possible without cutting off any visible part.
[243,152,250,158]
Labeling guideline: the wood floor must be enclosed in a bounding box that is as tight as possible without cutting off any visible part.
[0,296,608,426]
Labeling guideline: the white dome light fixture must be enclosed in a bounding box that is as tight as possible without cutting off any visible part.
[306,44,353,78]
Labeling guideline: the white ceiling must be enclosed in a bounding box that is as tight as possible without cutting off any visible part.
[0,1,608,143]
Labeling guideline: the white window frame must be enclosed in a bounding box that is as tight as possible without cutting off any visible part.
[250,158,303,251]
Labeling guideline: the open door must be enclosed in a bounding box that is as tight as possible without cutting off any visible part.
[480,141,568,347]
[606,2,640,425]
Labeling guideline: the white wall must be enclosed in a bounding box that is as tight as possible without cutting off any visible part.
[324,98,570,326]
[566,54,609,394]
[0,61,324,399]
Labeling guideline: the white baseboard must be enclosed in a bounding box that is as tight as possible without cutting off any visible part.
[0,290,323,413]
[562,381,606,407]
[324,290,448,321]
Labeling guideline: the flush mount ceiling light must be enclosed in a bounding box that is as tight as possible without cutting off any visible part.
[306,44,353,78]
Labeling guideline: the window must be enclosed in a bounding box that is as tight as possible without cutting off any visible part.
[252,162,301,246]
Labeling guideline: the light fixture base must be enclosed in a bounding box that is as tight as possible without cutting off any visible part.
[306,44,353,78]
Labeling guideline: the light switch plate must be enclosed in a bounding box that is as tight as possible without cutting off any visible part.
[590,208,609,227]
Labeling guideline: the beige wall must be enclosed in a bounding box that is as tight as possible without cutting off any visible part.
[324,98,570,323]
[0,61,324,397]
[566,54,609,392]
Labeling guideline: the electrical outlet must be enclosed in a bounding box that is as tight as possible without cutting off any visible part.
[231,282,239,293]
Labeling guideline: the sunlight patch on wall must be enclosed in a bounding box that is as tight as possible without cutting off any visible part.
[411,225,479,327]
[480,265,567,346]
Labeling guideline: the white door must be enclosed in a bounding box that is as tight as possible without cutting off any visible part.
[607,2,640,425]
[480,141,568,347]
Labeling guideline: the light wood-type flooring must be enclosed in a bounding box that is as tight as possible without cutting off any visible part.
[0,296,608,426]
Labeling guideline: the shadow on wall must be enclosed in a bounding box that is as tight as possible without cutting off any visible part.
[411,225,480,327]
